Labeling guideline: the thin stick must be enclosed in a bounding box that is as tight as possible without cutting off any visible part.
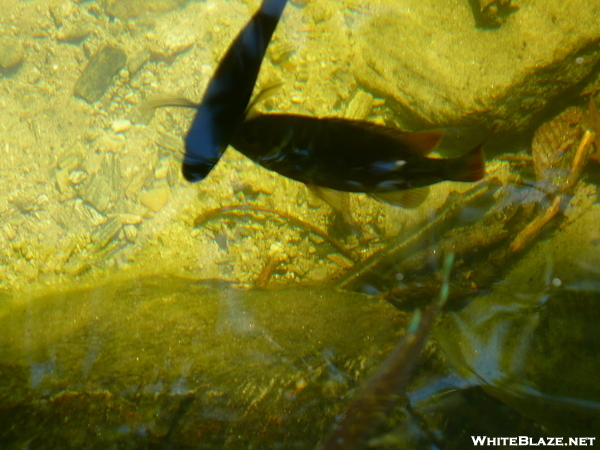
[194,205,354,261]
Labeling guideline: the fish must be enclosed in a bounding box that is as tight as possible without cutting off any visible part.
[230,114,486,208]
[156,0,288,182]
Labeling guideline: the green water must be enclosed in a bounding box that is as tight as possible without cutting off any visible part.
[1,0,599,448]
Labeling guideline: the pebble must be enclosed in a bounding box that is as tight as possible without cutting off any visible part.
[306,265,329,282]
[150,24,195,62]
[111,119,132,133]
[74,45,127,103]
[123,224,138,242]
[56,169,71,194]
[68,170,87,185]
[96,134,126,153]
[140,187,170,212]
[2,224,17,241]
[116,213,143,225]
[327,253,354,269]
[0,37,24,70]
[344,90,374,120]
[154,165,169,180]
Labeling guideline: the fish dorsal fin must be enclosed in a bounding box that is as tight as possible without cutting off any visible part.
[337,120,445,156]
[393,130,445,156]
[245,81,284,119]
[307,185,345,211]
[141,93,198,111]
[369,186,430,208]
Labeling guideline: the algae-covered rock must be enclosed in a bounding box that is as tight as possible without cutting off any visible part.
[74,45,127,103]
[0,276,406,449]
[354,0,600,151]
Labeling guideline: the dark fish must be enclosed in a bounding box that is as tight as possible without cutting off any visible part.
[179,0,288,182]
[230,114,486,208]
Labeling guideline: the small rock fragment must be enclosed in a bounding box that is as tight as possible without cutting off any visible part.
[56,168,72,194]
[140,187,170,212]
[117,214,142,225]
[56,25,91,43]
[123,224,138,242]
[150,26,194,62]
[84,175,112,212]
[74,46,127,103]
[68,170,87,185]
[111,119,131,133]
[91,217,122,250]
[344,90,374,120]
[327,253,354,269]
[306,265,329,282]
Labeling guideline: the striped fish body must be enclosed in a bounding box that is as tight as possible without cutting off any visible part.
[231,114,485,196]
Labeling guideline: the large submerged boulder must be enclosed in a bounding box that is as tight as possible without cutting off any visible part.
[354,0,600,151]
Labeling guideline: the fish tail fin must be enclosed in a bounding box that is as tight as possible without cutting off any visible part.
[260,0,288,17]
[141,94,198,111]
[444,143,486,182]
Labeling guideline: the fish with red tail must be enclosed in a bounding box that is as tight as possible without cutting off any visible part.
[230,114,486,208]
[166,0,288,182]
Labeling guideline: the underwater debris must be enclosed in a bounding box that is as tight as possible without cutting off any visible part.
[510,129,595,253]
[194,204,353,261]
[587,96,600,161]
[336,178,502,295]
[317,253,454,450]
[531,106,587,189]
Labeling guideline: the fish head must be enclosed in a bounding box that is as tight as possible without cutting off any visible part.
[231,116,292,160]
[182,139,221,182]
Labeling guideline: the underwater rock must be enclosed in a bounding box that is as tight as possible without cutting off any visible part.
[0,276,407,449]
[0,36,24,70]
[74,46,127,103]
[90,216,122,251]
[354,0,600,153]
[344,89,374,120]
[149,22,195,63]
[83,174,113,212]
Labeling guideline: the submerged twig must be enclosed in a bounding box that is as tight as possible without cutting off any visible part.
[509,196,561,253]
[510,129,595,254]
[317,253,455,450]
[255,255,281,289]
[561,130,596,194]
[336,178,502,292]
[194,204,354,261]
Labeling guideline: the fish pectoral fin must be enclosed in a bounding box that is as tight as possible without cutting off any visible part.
[307,185,345,211]
[394,130,445,156]
[141,93,198,111]
[369,186,429,208]
[245,81,284,119]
